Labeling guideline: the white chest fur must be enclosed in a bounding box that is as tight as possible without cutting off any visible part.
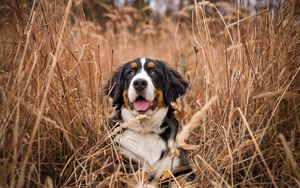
[115,130,166,165]
[120,106,169,134]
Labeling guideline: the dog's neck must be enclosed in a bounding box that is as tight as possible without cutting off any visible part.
[120,106,169,134]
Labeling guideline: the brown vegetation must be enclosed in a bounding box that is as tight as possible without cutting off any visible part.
[0,0,299,187]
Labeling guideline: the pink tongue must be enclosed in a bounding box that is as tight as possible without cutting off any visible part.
[133,100,150,111]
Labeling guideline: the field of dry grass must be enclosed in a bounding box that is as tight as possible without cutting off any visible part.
[0,0,299,187]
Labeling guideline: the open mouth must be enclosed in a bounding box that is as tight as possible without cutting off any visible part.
[131,96,152,113]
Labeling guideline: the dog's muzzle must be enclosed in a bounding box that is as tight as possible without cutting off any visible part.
[129,78,157,113]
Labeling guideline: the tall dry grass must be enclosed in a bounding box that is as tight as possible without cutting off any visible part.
[0,0,299,187]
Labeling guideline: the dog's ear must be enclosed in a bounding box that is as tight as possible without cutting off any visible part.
[104,65,125,107]
[163,63,189,104]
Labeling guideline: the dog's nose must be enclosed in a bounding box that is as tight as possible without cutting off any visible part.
[133,79,148,91]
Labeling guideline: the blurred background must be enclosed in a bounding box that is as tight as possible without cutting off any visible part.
[0,0,299,187]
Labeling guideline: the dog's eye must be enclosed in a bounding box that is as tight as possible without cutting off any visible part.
[150,70,158,76]
[127,70,135,77]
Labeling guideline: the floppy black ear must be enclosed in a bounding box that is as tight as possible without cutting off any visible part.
[164,65,189,104]
[104,65,125,107]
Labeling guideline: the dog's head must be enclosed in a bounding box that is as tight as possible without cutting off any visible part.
[105,57,188,116]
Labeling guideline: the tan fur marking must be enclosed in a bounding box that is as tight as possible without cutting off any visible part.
[123,90,129,107]
[130,63,138,69]
[177,176,188,187]
[147,62,155,69]
[155,89,165,108]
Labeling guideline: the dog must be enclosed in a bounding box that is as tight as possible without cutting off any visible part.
[105,57,194,186]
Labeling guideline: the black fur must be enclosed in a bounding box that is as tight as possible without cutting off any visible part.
[158,60,189,105]
[104,64,127,108]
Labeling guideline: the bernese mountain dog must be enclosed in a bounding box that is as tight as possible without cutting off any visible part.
[105,57,194,186]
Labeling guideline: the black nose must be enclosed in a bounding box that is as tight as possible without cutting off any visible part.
[133,79,148,91]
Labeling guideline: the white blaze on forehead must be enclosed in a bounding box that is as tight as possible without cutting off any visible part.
[128,58,155,103]
[140,57,146,65]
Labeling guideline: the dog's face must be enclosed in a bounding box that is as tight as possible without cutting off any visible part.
[105,57,188,117]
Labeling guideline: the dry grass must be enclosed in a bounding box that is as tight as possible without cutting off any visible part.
[0,0,299,187]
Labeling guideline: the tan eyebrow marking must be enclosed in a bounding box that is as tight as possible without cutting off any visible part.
[147,62,155,69]
[131,63,138,69]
